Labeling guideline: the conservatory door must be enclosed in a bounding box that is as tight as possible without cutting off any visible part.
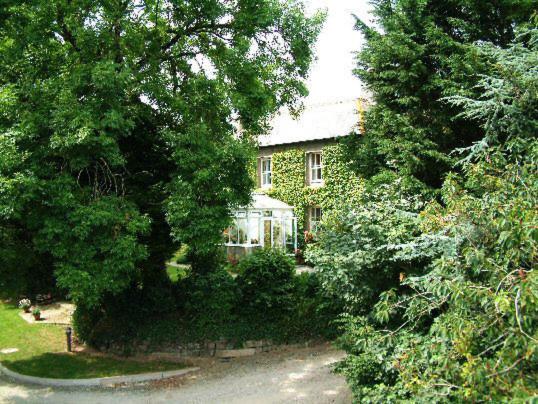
[263,219,272,246]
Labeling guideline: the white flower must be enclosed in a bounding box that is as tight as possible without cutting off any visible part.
[18,298,31,309]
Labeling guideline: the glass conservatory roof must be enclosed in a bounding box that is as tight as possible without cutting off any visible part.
[247,193,294,211]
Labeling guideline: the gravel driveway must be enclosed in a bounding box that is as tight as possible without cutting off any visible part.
[0,343,351,404]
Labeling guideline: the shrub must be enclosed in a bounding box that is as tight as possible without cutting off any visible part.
[73,273,180,352]
[180,267,239,341]
[305,179,431,315]
[291,272,344,340]
[235,248,296,321]
[75,250,337,351]
[232,249,340,343]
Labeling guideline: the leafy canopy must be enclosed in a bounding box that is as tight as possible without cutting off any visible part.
[0,0,323,305]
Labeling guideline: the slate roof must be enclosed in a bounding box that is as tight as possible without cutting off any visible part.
[259,99,360,147]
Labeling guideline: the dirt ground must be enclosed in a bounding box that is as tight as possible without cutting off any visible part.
[19,302,74,325]
[0,342,351,404]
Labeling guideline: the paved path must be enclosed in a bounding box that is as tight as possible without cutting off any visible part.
[0,344,351,404]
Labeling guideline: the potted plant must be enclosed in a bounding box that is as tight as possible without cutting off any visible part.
[18,298,31,313]
[32,308,41,321]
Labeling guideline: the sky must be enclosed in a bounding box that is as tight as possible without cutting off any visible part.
[303,0,373,105]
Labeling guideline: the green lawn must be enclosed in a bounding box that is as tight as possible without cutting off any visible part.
[0,302,184,379]
[166,264,189,283]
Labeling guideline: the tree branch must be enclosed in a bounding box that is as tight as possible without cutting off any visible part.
[56,8,80,52]
[137,21,234,69]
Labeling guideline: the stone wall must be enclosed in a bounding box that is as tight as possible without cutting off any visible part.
[146,339,311,359]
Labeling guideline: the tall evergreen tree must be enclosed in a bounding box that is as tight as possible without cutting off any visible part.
[335,23,538,401]
[345,0,535,189]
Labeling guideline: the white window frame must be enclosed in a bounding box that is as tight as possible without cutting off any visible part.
[261,157,272,188]
[309,152,323,185]
[309,206,322,232]
[224,209,297,252]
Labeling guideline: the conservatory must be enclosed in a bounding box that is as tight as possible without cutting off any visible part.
[224,193,297,257]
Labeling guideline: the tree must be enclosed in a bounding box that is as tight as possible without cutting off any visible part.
[0,1,323,307]
[344,0,534,189]
[335,23,538,402]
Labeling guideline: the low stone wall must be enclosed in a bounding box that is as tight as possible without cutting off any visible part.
[146,339,301,360]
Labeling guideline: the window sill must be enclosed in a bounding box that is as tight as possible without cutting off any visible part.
[308,181,324,188]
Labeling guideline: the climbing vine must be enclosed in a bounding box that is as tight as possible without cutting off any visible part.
[261,142,364,234]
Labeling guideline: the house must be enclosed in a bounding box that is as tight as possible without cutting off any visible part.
[225,99,364,257]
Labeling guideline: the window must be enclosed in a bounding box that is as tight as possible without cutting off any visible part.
[309,206,322,232]
[309,152,323,184]
[224,209,297,251]
[261,157,272,188]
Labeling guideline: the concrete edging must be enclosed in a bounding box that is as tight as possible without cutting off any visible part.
[0,363,199,387]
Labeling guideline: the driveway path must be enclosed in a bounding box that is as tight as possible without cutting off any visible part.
[0,343,351,404]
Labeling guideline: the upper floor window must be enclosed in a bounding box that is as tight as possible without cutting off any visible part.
[309,152,323,184]
[261,157,272,188]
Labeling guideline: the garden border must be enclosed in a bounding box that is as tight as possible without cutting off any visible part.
[0,362,199,387]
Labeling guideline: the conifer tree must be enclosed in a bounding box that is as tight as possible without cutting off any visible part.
[346,0,534,189]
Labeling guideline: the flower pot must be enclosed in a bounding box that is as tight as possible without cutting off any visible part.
[24,308,31,313]
[33,314,41,321]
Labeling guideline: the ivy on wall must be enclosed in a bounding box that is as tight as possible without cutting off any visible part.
[260,142,364,236]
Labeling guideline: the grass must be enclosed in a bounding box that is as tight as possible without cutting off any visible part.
[0,301,184,379]
[166,264,189,283]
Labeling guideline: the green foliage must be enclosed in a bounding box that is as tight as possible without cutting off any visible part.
[75,250,337,349]
[332,25,538,402]
[305,180,432,315]
[0,226,50,298]
[73,283,176,350]
[344,0,535,189]
[267,143,364,232]
[181,268,239,341]
[0,1,323,310]
[43,197,150,307]
[236,248,296,320]
[75,267,239,349]
[234,249,341,342]
[292,272,344,340]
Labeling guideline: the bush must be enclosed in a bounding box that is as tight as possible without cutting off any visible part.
[291,272,344,340]
[75,249,338,351]
[180,267,239,341]
[235,248,296,321]
[305,179,431,316]
[73,272,180,353]
[73,287,144,352]
[232,249,341,342]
